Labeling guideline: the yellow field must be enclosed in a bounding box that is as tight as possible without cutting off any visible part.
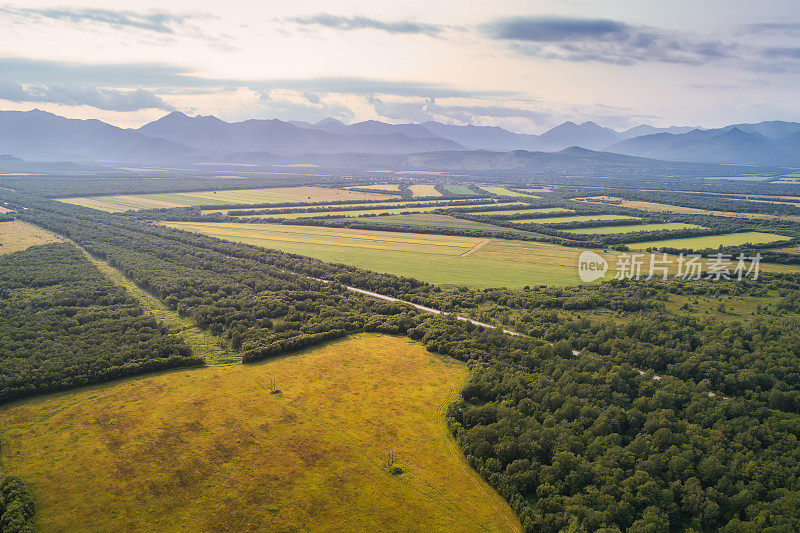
[0,220,65,254]
[165,221,800,286]
[478,186,540,197]
[568,222,703,234]
[574,196,800,221]
[0,335,520,532]
[59,187,395,212]
[202,198,473,215]
[256,202,519,219]
[408,184,441,196]
[346,184,401,192]
[471,207,573,216]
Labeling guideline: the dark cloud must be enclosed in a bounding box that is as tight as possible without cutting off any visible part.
[0,57,514,99]
[483,16,736,65]
[762,47,800,59]
[288,13,443,36]
[369,96,551,126]
[0,6,204,33]
[0,81,172,111]
[742,22,800,34]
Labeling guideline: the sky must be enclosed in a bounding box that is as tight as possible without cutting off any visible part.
[1,0,799,133]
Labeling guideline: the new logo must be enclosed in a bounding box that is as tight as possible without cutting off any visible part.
[578,251,608,282]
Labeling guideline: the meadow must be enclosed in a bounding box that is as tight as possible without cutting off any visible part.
[0,334,520,532]
[443,184,477,195]
[568,222,704,234]
[346,184,401,192]
[59,186,394,212]
[347,214,540,235]
[164,221,597,286]
[575,196,798,220]
[258,202,514,219]
[0,220,64,254]
[164,221,800,287]
[469,207,573,216]
[510,214,639,224]
[628,231,791,250]
[408,184,441,196]
[478,186,540,197]
[203,198,472,215]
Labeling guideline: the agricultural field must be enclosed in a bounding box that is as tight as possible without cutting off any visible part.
[510,214,639,224]
[346,213,540,235]
[628,231,791,250]
[249,202,512,219]
[164,221,600,286]
[478,186,540,197]
[202,198,483,215]
[409,184,441,196]
[703,175,773,181]
[574,196,799,220]
[59,187,395,212]
[568,222,704,234]
[0,220,64,254]
[0,334,520,532]
[443,184,478,195]
[469,207,572,216]
[346,184,401,192]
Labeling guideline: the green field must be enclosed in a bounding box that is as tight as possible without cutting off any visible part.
[346,213,540,235]
[510,214,639,224]
[569,222,704,235]
[703,175,773,181]
[252,203,515,219]
[478,186,540,197]
[629,231,791,250]
[59,187,394,212]
[443,184,478,195]
[469,207,573,216]
[0,334,520,532]
[164,221,604,287]
[203,198,484,215]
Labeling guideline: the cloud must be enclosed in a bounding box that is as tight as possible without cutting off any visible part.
[0,81,172,111]
[0,6,205,33]
[742,22,800,34]
[482,16,736,65]
[288,13,443,36]
[0,57,513,99]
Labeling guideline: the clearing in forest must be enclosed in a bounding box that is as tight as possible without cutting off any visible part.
[568,223,704,234]
[0,220,64,254]
[0,334,521,533]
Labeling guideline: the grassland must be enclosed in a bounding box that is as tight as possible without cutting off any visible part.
[703,175,773,181]
[510,214,639,225]
[0,334,520,532]
[251,203,515,219]
[628,231,791,250]
[346,184,401,192]
[346,214,540,235]
[164,222,800,287]
[203,198,472,215]
[164,221,601,286]
[469,207,573,216]
[0,220,65,254]
[59,187,395,212]
[478,186,540,197]
[575,196,800,221]
[443,184,477,195]
[409,184,441,197]
[569,222,704,235]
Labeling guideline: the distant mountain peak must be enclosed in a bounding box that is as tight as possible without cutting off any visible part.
[316,117,346,126]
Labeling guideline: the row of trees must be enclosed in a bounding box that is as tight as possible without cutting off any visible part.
[0,243,200,403]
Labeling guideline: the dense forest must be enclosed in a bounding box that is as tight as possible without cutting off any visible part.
[4,192,800,530]
[0,243,200,403]
[0,476,34,533]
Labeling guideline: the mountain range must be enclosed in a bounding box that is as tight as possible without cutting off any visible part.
[0,109,798,168]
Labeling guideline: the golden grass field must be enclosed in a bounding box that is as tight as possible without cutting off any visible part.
[0,334,521,532]
[0,220,64,254]
[346,184,402,192]
[165,221,800,287]
[258,202,520,219]
[59,187,396,212]
[201,198,476,215]
[478,186,540,197]
[470,207,572,216]
[573,196,800,221]
[408,184,441,196]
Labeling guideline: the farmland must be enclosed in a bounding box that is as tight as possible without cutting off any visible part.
[443,184,478,195]
[469,207,573,216]
[409,184,441,196]
[0,220,64,254]
[164,221,599,286]
[0,334,520,532]
[575,196,799,220]
[257,202,510,219]
[478,186,539,197]
[510,214,640,224]
[58,186,395,212]
[628,231,791,250]
[568,222,704,234]
[344,213,540,235]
